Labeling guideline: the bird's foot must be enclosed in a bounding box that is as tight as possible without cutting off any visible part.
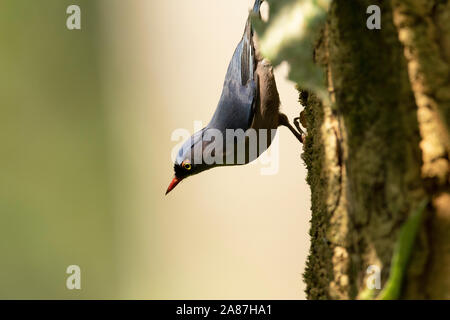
[293,117,306,143]
[278,112,306,144]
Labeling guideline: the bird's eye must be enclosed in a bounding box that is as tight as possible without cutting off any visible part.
[183,162,192,170]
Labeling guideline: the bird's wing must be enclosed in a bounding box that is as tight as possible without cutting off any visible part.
[207,20,257,132]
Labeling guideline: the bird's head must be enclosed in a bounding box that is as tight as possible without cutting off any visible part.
[166,128,215,195]
[165,160,194,195]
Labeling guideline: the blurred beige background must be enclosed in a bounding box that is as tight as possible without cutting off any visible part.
[0,0,310,299]
[100,0,311,299]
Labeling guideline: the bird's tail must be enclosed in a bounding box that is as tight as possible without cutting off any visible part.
[252,0,264,15]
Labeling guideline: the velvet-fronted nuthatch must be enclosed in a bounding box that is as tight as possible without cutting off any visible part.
[166,0,305,194]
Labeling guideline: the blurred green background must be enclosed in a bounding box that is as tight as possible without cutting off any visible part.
[0,0,311,299]
[0,0,115,298]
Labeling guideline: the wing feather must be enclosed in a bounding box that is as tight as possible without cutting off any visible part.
[208,20,257,132]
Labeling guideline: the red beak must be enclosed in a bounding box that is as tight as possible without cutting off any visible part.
[165,176,182,195]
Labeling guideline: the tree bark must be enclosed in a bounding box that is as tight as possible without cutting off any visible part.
[302,0,450,299]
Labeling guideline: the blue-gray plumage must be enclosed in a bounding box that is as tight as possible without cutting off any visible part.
[166,0,304,194]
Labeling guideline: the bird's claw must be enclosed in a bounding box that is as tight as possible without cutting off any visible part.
[293,117,303,133]
[293,117,306,143]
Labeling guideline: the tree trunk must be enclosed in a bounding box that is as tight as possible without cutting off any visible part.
[302,0,450,299]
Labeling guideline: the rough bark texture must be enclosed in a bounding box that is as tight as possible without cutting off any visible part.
[303,0,450,299]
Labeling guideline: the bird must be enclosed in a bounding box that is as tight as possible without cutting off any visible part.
[166,0,305,195]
